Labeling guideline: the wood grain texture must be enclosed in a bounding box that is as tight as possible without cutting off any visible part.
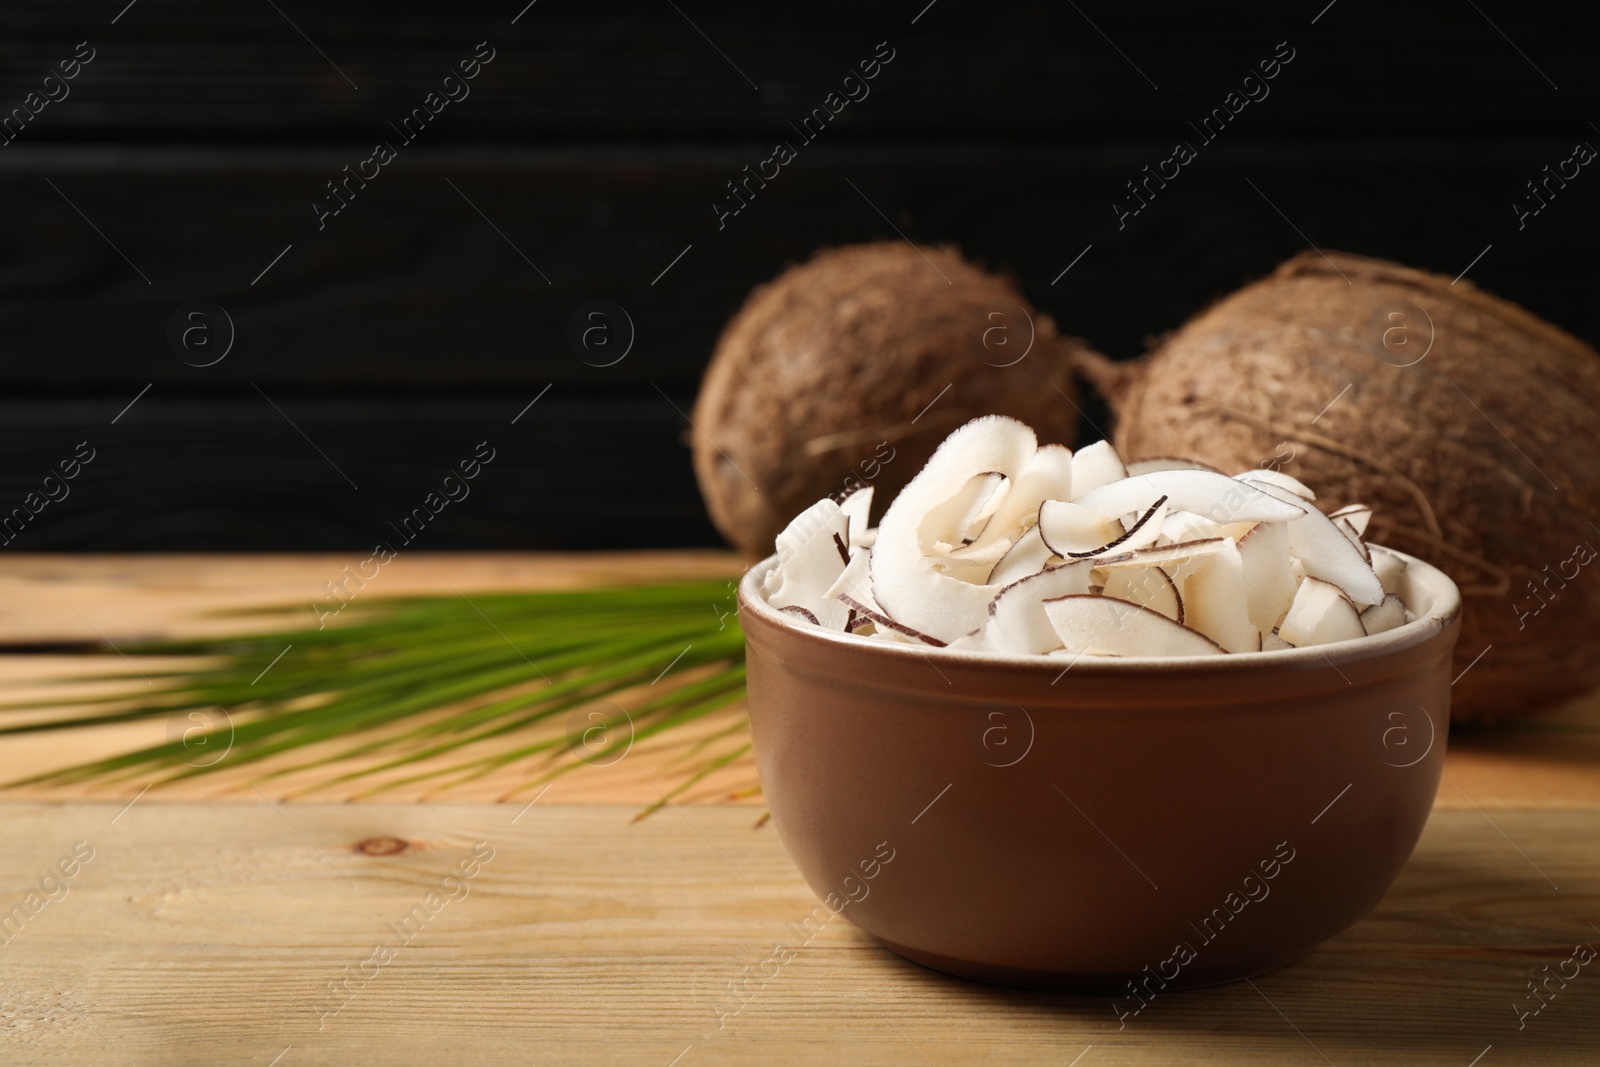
[0,802,1597,1065]
[1,555,1596,1063]
[1,553,1597,810]
[0,552,761,806]
[2,1,1593,139]
[1,143,1596,391]
[4,141,1598,550]
[0,551,743,642]
[0,395,724,550]
[5,2,1600,550]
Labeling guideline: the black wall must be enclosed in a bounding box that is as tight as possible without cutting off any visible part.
[2,1,1595,550]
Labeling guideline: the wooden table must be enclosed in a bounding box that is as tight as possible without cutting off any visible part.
[2,554,1598,1065]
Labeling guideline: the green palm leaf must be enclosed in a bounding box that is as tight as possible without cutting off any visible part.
[0,580,756,815]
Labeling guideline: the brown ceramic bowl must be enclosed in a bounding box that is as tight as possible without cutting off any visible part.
[738,547,1461,992]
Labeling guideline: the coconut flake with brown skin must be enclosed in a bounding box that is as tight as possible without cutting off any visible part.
[1075,249,1600,720]
[1044,595,1225,657]
[1136,537,1258,653]
[951,562,1093,655]
[1237,520,1298,633]
[763,415,1415,660]
[870,415,1038,643]
[1360,594,1410,636]
[1097,564,1183,623]
[1037,497,1167,559]
[986,526,1057,587]
[1075,469,1304,527]
[1239,476,1384,606]
[944,443,1075,575]
[1279,577,1366,647]
[839,486,875,548]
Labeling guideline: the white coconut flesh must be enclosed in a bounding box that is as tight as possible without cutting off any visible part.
[1278,577,1366,647]
[765,497,852,629]
[925,471,1009,554]
[823,545,873,607]
[835,592,947,645]
[1360,594,1410,636]
[1159,510,1257,545]
[1097,564,1183,623]
[1330,503,1372,537]
[778,605,821,626]
[952,443,1075,565]
[1038,496,1168,559]
[1043,595,1226,657]
[1036,500,1117,556]
[1075,469,1305,527]
[870,415,1038,643]
[1150,538,1258,653]
[762,416,1412,656]
[951,562,1093,654]
[1370,545,1409,598]
[1069,439,1127,498]
[1329,504,1374,561]
[1232,467,1317,502]
[1261,630,1294,652]
[986,525,1057,587]
[1090,536,1227,570]
[839,486,875,548]
[1239,477,1384,606]
[834,564,945,645]
[1237,520,1298,634]
[848,618,922,644]
[1334,516,1370,558]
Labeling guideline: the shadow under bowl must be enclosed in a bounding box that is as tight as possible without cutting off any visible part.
[738,547,1461,992]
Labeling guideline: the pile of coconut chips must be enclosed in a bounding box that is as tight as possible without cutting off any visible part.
[761,415,1413,656]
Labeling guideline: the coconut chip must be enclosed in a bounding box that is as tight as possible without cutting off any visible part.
[1239,476,1384,606]
[951,561,1093,655]
[763,416,1414,658]
[766,497,852,629]
[1360,594,1410,636]
[1097,564,1183,623]
[1038,496,1166,559]
[870,415,1037,642]
[1069,440,1126,498]
[1043,595,1226,657]
[986,525,1058,587]
[1279,577,1366,647]
[839,485,875,548]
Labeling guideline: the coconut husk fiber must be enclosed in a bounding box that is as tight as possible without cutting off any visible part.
[1077,250,1600,724]
[693,241,1094,556]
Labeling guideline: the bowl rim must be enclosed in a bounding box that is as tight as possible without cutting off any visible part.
[738,543,1462,674]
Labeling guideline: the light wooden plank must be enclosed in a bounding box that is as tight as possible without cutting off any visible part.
[0,551,743,644]
[6,644,1598,809]
[0,802,1596,1065]
[0,552,759,807]
[0,652,761,809]
[2,553,1597,810]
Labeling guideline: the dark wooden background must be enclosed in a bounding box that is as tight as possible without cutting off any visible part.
[2,1,1595,550]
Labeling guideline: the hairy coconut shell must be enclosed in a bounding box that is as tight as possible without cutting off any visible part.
[1078,250,1600,723]
[693,242,1089,555]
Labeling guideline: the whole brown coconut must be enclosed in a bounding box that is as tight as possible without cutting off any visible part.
[1077,250,1600,724]
[692,242,1090,555]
